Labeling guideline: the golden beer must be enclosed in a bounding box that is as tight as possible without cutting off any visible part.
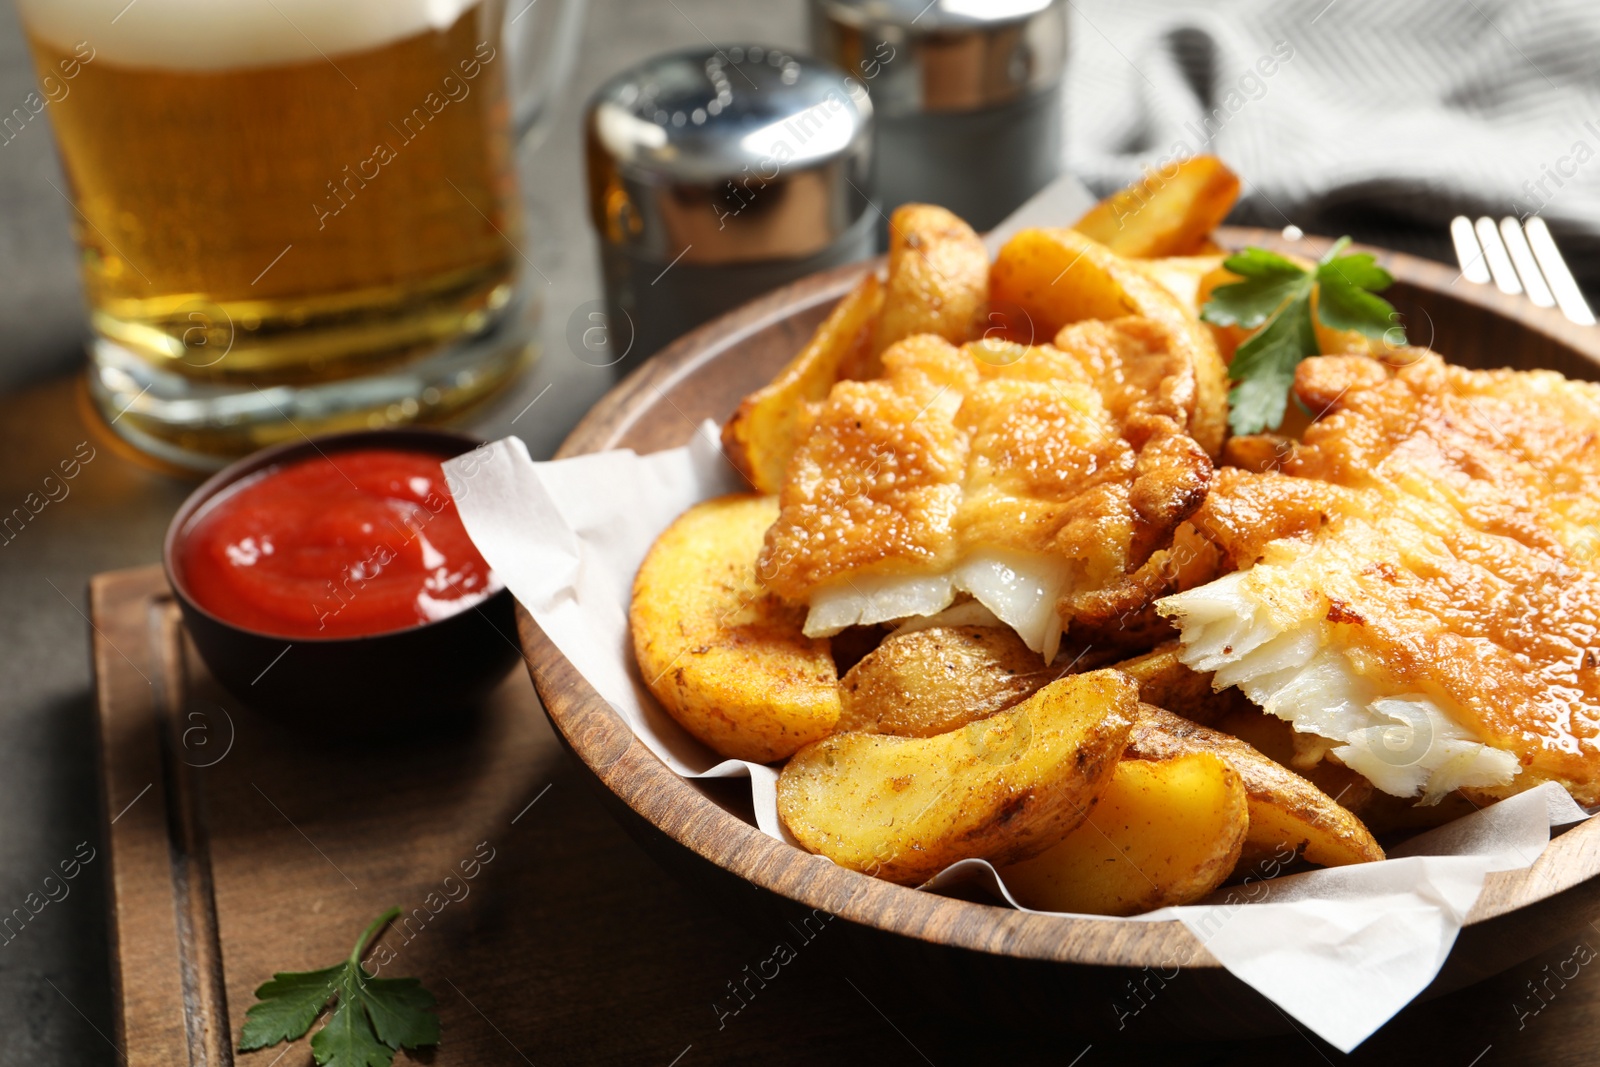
[18,0,547,465]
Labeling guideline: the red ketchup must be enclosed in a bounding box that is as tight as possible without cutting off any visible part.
[179,449,499,639]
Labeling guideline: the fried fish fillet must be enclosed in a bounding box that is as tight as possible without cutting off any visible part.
[758,327,1213,662]
[1159,352,1600,804]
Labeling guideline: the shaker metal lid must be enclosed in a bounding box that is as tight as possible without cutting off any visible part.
[585,46,874,264]
[809,0,1066,116]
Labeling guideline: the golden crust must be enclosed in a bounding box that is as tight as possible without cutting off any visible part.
[1192,352,1600,803]
[758,336,973,598]
[758,332,1213,640]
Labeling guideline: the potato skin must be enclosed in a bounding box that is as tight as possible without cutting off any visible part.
[777,669,1138,885]
[871,204,989,355]
[1126,705,1384,868]
[1000,751,1248,915]
[721,273,884,494]
[1070,155,1241,259]
[1111,640,1238,726]
[990,228,1229,457]
[991,228,1146,341]
[838,625,1053,737]
[630,494,839,762]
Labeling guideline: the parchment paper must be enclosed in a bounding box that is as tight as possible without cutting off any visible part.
[445,429,1591,1052]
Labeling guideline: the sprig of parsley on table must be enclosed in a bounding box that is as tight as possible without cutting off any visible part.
[239,907,439,1067]
[1201,237,1405,434]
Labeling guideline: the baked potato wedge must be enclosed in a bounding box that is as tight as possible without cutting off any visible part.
[991,228,1156,337]
[872,203,989,355]
[837,624,1053,737]
[630,494,839,762]
[1071,155,1241,259]
[1001,751,1247,915]
[777,669,1138,885]
[1140,254,1228,314]
[721,272,884,494]
[990,228,1229,456]
[1127,705,1384,868]
[1112,641,1232,726]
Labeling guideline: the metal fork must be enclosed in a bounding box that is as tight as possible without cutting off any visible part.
[1450,215,1595,326]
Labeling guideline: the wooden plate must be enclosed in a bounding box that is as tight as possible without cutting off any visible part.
[516,227,1600,1039]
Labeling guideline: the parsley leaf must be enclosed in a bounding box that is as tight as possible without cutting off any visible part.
[239,966,343,1048]
[239,908,439,1066]
[1223,284,1317,436]
[1201,236,1406,434]
[312,995,394,1067]
[359,977,442,1049]
[1201,247,1312,330]
[1315,239,1400,339]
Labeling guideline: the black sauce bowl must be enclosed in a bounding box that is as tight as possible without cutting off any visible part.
[163,429,521,730]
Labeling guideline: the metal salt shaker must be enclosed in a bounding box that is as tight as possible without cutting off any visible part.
[809,0,1067,241]
[584,46,875,366]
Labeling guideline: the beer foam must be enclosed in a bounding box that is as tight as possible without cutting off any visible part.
[18,0,483,71]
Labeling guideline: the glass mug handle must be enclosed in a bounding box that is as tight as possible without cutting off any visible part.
[504,0,587,149]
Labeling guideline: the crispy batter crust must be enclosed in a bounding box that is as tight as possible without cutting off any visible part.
[1188,352,1600,803]
[758,329,1214,640]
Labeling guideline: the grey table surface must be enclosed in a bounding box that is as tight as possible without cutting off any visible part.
[2,2,1597,1065]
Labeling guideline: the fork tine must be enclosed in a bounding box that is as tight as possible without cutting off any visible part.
[1499,217,1556,307]
[1451,216,1491,284]
[1474,216,1522,295]
[1524,217,1596,326]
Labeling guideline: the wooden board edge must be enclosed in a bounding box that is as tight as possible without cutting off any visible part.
[89,564,234,1067]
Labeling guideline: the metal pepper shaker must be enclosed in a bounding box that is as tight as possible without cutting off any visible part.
[809,0,1067,242]
[584,46,876,366]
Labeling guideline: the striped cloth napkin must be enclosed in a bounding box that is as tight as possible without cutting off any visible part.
[1065,0,1600,279]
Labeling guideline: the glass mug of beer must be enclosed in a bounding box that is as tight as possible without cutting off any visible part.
[17,0,583,468]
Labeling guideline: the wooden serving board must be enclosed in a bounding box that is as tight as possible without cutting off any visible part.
[89,564,938,1067]
[90,565,569,1066]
